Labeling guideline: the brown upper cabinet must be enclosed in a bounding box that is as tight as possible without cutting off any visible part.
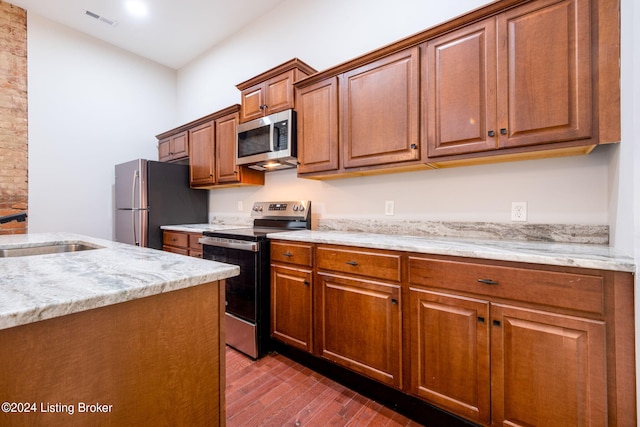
[341,47,421,169]
[158,131,188,163]
[158,105,264,189]
[295,47,423,177]
[425,0,594,164]
[294,0,619,177]
[236,58,316,123]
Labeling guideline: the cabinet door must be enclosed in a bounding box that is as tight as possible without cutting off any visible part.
[189,121,215,187]
[171,132,189,159]
[425,20,497,157]
[497,0,592,148]
[158,138,171,162]
[215,112,241,184]
[264,69,295,115]
[240,84,265,123]
[271,265,313,353]
[341,47,420,169]
[409,288,490,424]
[296,77,340,174]
[491,304,606,427]
[316,272,402,388]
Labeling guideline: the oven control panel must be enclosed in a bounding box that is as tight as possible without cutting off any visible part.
[251,201,310,220]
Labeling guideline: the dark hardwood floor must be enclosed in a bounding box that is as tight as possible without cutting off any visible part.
[225,347,423,426]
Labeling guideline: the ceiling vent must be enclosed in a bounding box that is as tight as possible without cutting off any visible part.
[83,10,119,27]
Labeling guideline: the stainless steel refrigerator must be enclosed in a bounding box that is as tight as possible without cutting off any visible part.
[115,159,208,249]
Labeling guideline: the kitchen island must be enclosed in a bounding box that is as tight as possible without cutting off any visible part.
[0,233,239,427]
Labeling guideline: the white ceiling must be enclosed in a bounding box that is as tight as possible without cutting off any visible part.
[6,0,287,69]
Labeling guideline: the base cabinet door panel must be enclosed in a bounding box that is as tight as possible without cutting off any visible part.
[271,265,313,353]
[316,272,402,388]
[409,288,491,424]
[491,304,607,427]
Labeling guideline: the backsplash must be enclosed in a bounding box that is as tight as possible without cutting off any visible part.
[210,214,608,245]
[317,218,609,244]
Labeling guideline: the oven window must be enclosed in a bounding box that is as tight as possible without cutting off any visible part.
[206,245,258,323]
[238,126,271,158]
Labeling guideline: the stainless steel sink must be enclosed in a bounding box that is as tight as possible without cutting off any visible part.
[0,242,103,258]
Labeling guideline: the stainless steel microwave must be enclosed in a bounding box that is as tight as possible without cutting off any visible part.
[236,109,297,171]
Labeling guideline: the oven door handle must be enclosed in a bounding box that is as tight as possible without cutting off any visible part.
[199,237,259,252]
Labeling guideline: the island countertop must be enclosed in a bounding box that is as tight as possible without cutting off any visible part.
[266,230,636,273]
[0,232,240,331]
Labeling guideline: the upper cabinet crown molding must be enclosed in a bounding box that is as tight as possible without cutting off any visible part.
[294,0,533,87]
[236,58,317,91]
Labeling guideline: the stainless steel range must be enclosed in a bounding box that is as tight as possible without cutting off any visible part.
[199,201,311,359]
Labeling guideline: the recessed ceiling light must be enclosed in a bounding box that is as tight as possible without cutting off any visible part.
[125,0,148,17]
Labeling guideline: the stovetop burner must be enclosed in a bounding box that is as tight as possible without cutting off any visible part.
[202,201,311,241]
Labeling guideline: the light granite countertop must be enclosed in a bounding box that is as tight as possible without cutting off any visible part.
[0,233,240,331]
[266,230,636,273]
[160,223,248,233]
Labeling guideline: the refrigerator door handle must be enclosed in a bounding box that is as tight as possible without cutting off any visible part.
[132,170,140,246]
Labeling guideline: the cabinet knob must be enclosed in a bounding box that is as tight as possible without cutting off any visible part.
[410,143,418,149]
[391,298,398,305]
[478,316,485,323]
[488,130,495,137]
[346,261,359,267]
[283,252,293,257]
[303,280,310,286]
[493,320,501,327]
[500,128,507,135]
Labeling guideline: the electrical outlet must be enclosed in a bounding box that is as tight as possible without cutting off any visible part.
[385,200,395,216]
[237,201,243,212]
[511,202,527,222]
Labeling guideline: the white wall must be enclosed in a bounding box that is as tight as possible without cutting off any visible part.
[176,0,620,233]
[26,14,177,239]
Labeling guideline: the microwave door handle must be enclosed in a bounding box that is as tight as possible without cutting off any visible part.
[270,124,277,152]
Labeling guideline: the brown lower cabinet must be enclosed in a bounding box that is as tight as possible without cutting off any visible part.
[270,240,636,427]
[316,272,402,389]
[270,241,314,353]
[162,230,202,258]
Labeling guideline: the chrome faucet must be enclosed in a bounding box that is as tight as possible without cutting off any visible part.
[0,213,27,224]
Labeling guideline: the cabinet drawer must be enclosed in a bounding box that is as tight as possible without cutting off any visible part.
[163,245,188,256]
[271,241,313,267]
[316,245,402,282]
[163,231,188,248]
[188,233,203,251]
[408,256,604,315]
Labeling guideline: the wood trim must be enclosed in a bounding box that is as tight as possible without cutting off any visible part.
[156,104,240,140]
[427,142,596,169]
[218,280,226,426]
[294,0,532,88]
[605,271,637,426]
[236,58,317,90]
[593,0,621,143]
